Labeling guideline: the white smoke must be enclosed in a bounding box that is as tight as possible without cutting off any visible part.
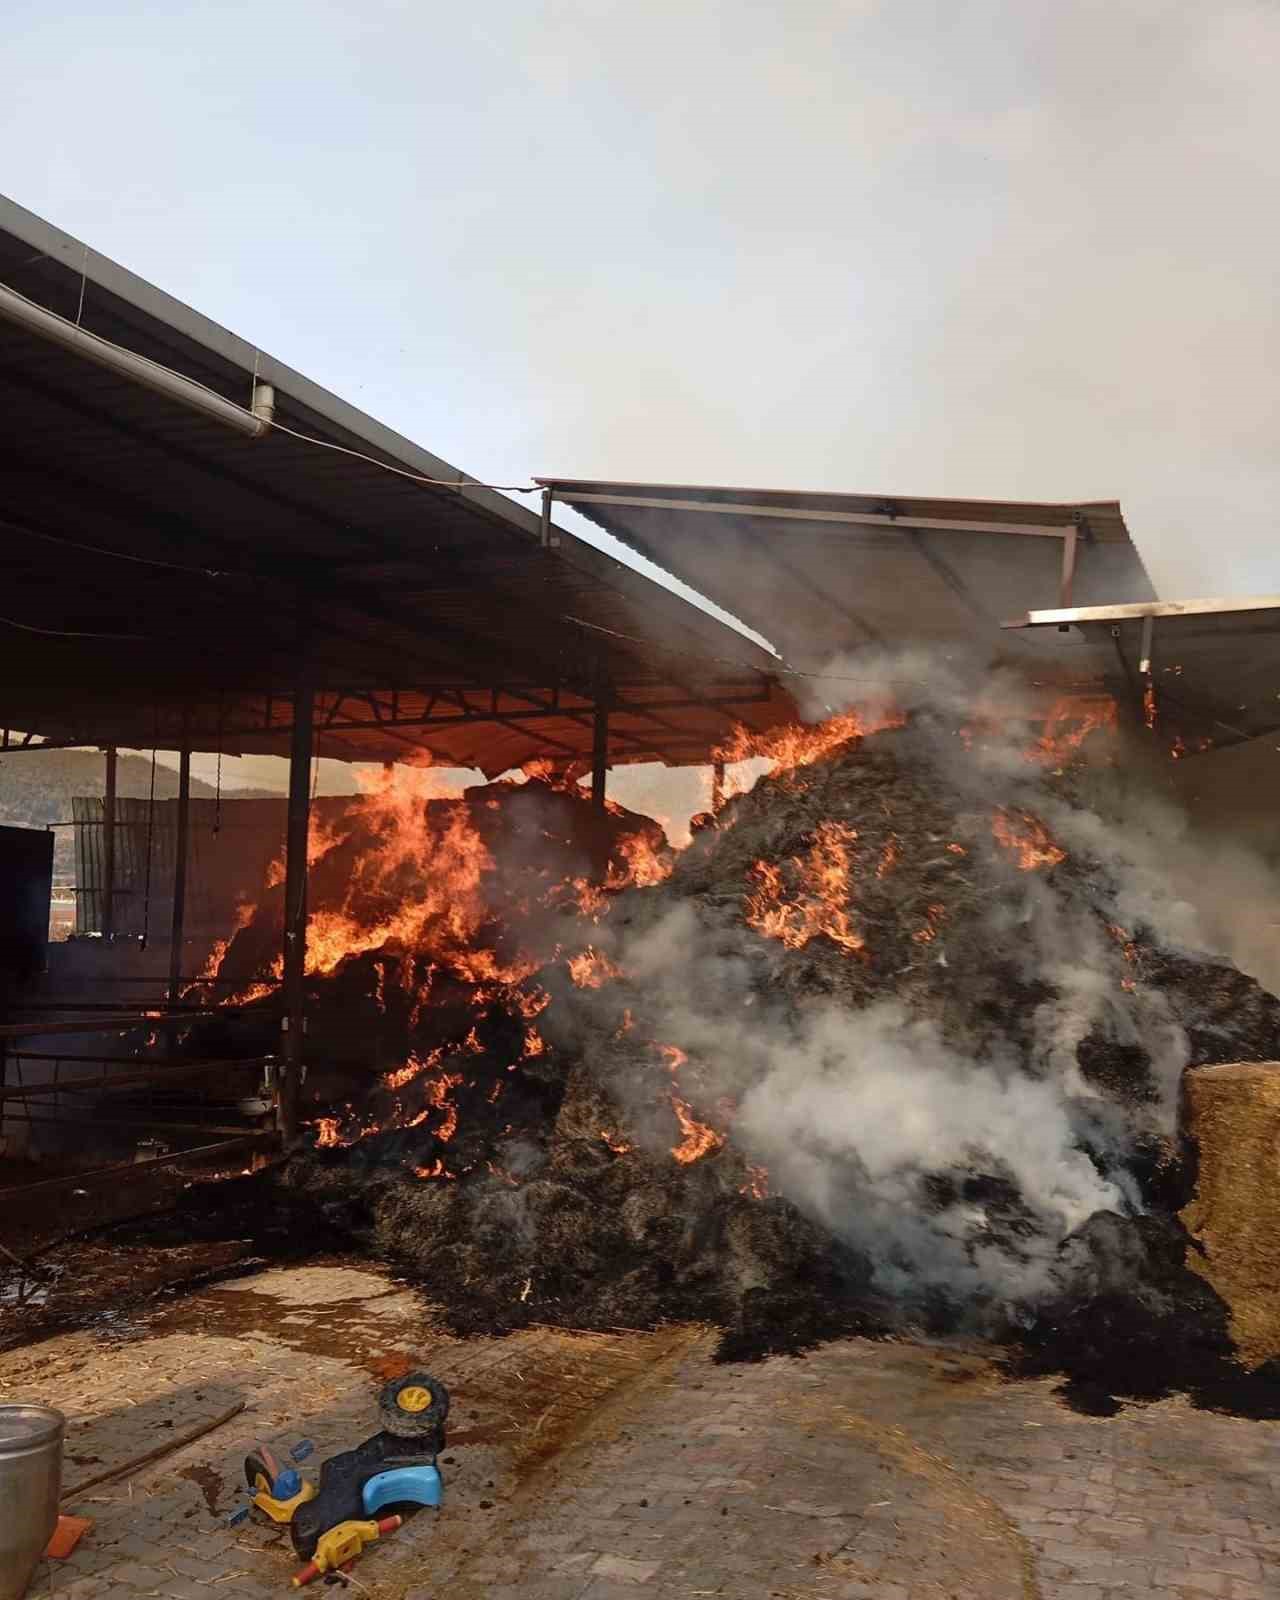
[576,650,1277,1319]
[735,1000,1126,1297]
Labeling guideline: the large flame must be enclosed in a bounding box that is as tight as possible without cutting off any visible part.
[991,807,1066,871]
[605,832,674,890]
[744,820,864,953]
[715,708,901,787]
[567,947,624,988]
[671,1095,726,1164]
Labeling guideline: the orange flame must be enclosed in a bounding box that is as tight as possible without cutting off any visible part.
[654,1042,688,1074]
[601,1129,632,1154]
[547,876,609,919]
[199,902,256,981]
[991,808,1066,871]
[567,947,623,988]
[876,836,901,879]
[716,708,901,781]
[413,1159,455,1180]
[911,902,946,944]
[740,1164,770,1200]
[426,1071,464,1129]
[671,1096,726,1164]
[384,1047,442,1091]
[605,832,674,890]
[404,1070,465,1140]
[1107,922,1138,969]
[1028,694,1119,766]
[744,820,864,953]
[512,987,551,1020]
[313,1116,343,1149]
[305,803,499,980]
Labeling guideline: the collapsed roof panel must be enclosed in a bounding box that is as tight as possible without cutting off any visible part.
[541,478,1156,674]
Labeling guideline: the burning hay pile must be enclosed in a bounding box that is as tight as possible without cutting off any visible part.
[215,709,1280,1399]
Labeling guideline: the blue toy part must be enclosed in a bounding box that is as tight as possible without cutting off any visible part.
[273,1467,302,1500]
[290,1439,315,1462]
[361,1463,444,1517]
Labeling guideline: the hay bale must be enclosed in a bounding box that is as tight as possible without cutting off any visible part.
[1181,1061,1280,1368]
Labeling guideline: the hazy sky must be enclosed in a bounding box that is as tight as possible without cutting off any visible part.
[6,1,1279,800]
[6,0,1278,597]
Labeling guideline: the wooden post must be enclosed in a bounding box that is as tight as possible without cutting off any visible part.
[711,758,726,814]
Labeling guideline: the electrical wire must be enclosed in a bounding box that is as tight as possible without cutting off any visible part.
[265,420,538,494]
[559,613,942,687]
[0,516,229,579]
[0,612,147,641]
[1,276,540,493]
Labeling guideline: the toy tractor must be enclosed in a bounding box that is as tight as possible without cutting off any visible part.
[244,1371,449,1586]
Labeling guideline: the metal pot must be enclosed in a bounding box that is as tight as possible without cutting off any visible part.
[0,1404,64,1600]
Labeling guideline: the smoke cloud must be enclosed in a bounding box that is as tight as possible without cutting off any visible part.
[565,652,1277,1323]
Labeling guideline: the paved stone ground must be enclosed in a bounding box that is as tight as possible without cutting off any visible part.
[3,1261,1277,1600]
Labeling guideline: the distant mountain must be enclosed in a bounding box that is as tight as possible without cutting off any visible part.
[0,749,274,876]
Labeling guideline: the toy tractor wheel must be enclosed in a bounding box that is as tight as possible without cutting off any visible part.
[243,1445,282,1495]
[378,1372,450,1439]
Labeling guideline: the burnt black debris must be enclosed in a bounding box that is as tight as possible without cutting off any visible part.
[243,727,1279,1403]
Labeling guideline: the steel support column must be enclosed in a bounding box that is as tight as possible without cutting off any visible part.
[102,746,117,940]
[166,731,191,1013]
[1059,527,1079,608]
[591,700,609,814]
[279,668,315,1142]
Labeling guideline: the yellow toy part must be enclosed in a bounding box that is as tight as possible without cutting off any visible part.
[395,1384,434,1414]
[292,1516,402,1587]
[250,1476,316,1523]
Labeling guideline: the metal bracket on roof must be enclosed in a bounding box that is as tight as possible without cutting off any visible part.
[1138,613,1155,676]
[1059,526,1079,611]
[540,487,560,549]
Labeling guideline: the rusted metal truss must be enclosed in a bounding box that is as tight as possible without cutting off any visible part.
[1,678,772,753]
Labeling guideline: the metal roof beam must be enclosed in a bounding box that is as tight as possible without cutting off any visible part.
[548,488,1071,539]
[1008,595,1280,628]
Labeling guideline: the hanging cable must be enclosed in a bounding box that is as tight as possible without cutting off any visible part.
[0,612,148,641]
[225,418,537,493]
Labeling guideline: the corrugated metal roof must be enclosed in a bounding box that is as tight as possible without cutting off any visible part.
[542,478,1156,674]
[0,198,797,773]
[1006,596,1280,750]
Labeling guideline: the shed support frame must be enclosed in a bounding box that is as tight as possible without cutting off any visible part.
[166,729,191,1014]
[279,666,314,1143]
[102,746,117,940]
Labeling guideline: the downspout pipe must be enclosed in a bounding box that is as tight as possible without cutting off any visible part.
[0,280,273,439]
